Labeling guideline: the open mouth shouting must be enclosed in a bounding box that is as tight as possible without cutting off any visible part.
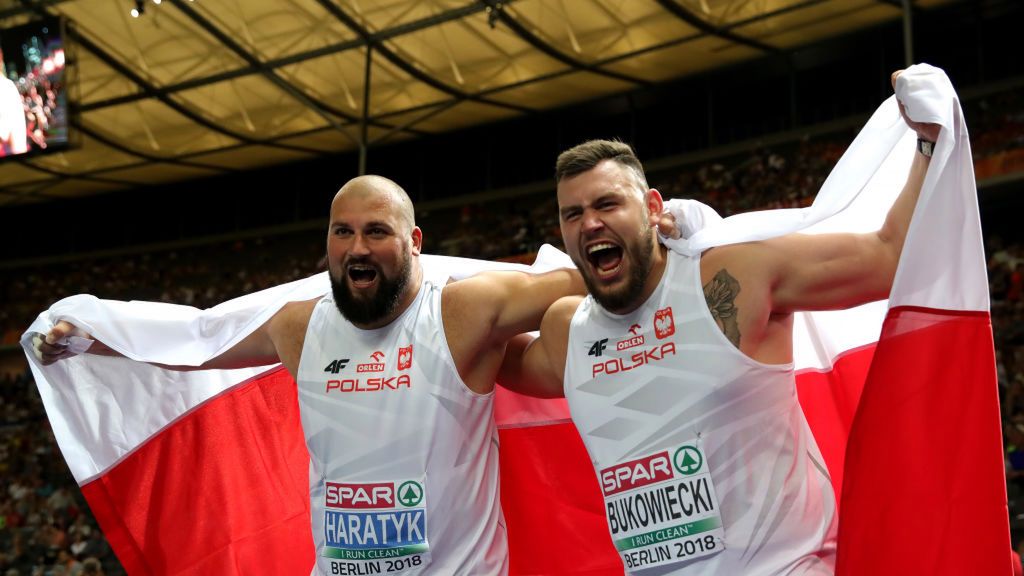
[585,241,624,281]
[346,262,379,289]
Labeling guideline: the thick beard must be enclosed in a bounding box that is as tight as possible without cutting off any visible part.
[583,225,654,313]
[330,254,412,327]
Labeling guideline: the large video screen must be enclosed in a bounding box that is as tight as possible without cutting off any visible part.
[0,17,68,159]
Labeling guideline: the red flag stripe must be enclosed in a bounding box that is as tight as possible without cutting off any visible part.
[81,367,314,575]
[796,343,877,501]
[499,422,622,575]
[837,307,1009,575]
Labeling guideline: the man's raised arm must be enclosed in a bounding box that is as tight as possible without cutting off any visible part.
[35,310,287,372]
[736,70,941,315]
[495,295,581,399]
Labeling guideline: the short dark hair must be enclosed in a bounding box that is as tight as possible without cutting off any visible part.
[555,139,648,188]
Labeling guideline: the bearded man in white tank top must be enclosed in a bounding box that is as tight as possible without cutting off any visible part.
[39,175,584,576]
[498,70,939,576]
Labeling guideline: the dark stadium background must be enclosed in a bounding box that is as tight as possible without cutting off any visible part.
[0,1,1021,574]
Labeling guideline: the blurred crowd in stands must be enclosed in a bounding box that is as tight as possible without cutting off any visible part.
[0,380,111,575]
[1,90,1023,574]
[970,89,1024,160]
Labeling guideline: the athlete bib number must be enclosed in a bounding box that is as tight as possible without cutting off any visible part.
[321,477,429,574]
[599,442,725,571]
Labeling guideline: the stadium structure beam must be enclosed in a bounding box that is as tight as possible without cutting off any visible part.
[32,0,840,185]
[13,157,133,188]
[359,45,372,176]
[478,0,652,88]
[67,27,327,156]
[902,0,915,66]
[168,0,362,146]
[369,99,461,147]
[312,0,533,116]
[654,0,779,54]
[371,0,828,123]
[0,182,62,201]
[0,0,70,20]
[80,1,506,117]
[75,120,233,174]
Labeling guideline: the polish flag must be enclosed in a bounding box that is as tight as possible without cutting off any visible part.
[22,65,1007,575]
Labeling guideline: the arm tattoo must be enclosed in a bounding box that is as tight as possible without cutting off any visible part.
[703,269,741,348]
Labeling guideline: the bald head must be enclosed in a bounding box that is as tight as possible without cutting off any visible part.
[333,175,415,232]
[326,175,423,328]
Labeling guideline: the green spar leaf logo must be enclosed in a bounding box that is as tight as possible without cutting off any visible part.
[397,481,424,507]
[673,446,703,476]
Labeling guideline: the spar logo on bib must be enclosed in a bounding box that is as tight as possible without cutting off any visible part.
[322,478,429,564]
[674,446,702,475]
[601,452,673,497]
[600,442,725,571]
[396,481,423,507]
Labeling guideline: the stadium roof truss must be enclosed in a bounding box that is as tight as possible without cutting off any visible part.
[0,0,957,205]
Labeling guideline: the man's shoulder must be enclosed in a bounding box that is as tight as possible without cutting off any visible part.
[698,241,779,279]
[269,297,323,337]
[544,295,584,332]
[439,270,515,306]
[551,294,584,316]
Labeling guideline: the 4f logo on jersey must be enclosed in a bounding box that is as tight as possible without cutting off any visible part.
[323,359,349,374]
[398,345,413,371]
[655,307,675,339]
[588,339,609,357]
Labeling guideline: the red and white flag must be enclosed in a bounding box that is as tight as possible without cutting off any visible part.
[490,68,1009,575]
[22,65,1008,575]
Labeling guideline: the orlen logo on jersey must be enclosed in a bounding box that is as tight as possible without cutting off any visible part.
[655,307,675,339]
[398,345,413,371]
[617,325,645,351]
[325,482,394,509]
[600,451,673,497]
[592,342,676,378]
[357,351,385,373]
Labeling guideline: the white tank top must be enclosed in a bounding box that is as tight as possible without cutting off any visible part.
[564,250,837,575]
[296,278,507,576]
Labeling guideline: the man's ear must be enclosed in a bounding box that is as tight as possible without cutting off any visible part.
[410,226,423,255]
[645,188,665,227]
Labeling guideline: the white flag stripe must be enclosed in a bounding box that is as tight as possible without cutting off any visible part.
[21,252,573,483]
[889,68,987,310]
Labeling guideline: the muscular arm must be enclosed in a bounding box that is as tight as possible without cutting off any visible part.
[447,268,584,343]
[496,296,579,399]
[697,122,934,362]
[37,299,318,374]
[763,70,940,313]
[768,149,930,313]
[442,269,584,394]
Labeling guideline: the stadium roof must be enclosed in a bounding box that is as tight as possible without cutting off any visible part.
[0,0,957,206]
